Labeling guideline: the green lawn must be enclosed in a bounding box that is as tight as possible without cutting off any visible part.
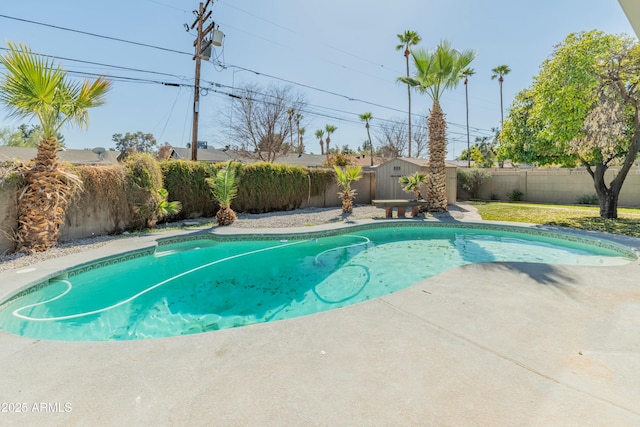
[469,201,640,238]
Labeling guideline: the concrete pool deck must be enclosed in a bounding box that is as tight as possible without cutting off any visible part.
[0,208,639,426]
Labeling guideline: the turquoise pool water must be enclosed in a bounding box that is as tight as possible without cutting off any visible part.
[0,225,634,341]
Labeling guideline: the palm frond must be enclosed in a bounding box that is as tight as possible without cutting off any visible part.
[206,160,239,207]
[0,42,111,139]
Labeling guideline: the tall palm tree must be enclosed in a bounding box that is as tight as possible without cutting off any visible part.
[295,112,302,150]
[298,127,305,153]
[0,42,111,252]
[398,40,476,211]
[461,67,475,168]
[491,64,511,128]
[396,30,421,158]
[287,108,295,147]
[315,129,325,155]
[325,124,337,162]
[359,112,374,166]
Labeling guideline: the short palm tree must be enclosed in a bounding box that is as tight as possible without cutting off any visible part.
[156,188,182,219]
[205,160,239,226]
[395,30,421,158]
[399,172,427,200]
[398,40,476,211]
[325,124,337,162]
[491,64,511,127]
[0,42,111,252]
[461,67,475,168]
[333,165,363,214]
[359,112,374,165]
[315,129,325,155]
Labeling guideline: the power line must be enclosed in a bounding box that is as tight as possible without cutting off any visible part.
[0,14,192,57]
[0,13,496,138]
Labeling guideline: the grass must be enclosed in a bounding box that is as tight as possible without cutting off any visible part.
[470,201,640,238]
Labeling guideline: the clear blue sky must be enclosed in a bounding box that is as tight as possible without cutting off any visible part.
[0,0,636,159]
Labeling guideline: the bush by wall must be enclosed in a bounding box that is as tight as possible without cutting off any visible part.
[457,168,492,199]
[161,160,217,220]
[234,162,334,213]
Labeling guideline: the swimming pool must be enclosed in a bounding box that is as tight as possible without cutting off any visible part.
[0,223,635,341]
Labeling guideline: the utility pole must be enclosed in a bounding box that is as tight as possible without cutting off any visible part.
[189,0,219,161]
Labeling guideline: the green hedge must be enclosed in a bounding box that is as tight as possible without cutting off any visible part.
[162,160,336,217]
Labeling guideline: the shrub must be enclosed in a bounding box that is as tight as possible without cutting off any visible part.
[576,194,598,205]
[161,160,217,219]
[124,153,164,229]
[457,169,491,199]
[507,189,524,202]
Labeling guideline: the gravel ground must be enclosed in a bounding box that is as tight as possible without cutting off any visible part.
[0,203,476,272]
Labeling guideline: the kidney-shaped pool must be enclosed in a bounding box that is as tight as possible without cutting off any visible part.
[0,223,635,341]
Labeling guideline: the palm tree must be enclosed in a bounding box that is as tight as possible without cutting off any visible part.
[359,112,374,165]
[156,188,182,221]
[398,40,476,211]
[205,160,239,226]
[461,67,475,168]
[396,30,421,158]
[295,112,302,150]
[0,42,111,253]
[287,108,295,147]
[399,172,427,200]
[298,127,305,154]
[333,165,363,214]
[315,129,325,155]
[491,64,511,128]
[325,124,337,162]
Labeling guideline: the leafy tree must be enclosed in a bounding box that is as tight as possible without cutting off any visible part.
[340,145,355,155]
[326,152,355,166]
[395,30,421,157]
[459,129,499,168]
[399,40,476,211]
[500,31,640,218]
[0,124,65,147]
[491,64,511,127]
[221,83,306,162]
[156,141,173,160]
[457,168,491,199]
[0,42,110,253]
[113,131,157,157]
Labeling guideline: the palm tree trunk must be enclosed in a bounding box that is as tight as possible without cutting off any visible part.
[16,138,76,253]
[465,79,470,168]
[427,101,447,212]
[366,124,373,166]
[499,77,504,128]
[406,51,412,158]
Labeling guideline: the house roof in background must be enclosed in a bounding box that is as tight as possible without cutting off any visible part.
[0,146,120,165]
